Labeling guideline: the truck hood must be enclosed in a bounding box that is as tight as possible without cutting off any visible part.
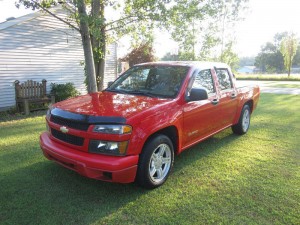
[53,91,171,120]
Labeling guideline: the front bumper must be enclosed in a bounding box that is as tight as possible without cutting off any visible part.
[40,132,139,183]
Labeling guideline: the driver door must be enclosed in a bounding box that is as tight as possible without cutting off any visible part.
[183,69,221,148]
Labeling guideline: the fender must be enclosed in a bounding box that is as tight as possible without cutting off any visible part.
[127,103,184,155]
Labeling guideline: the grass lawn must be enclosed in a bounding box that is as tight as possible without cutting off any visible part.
[236,74,300,81]
[0,94,299,224]
[269,83,300,88]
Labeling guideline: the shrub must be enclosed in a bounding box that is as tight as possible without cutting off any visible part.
[50,83,80,102]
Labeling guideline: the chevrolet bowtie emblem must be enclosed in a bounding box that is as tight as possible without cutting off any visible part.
[60,126,69,133]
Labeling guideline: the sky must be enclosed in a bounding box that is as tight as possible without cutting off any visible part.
[1,0,300,58]
[235,0,300,57]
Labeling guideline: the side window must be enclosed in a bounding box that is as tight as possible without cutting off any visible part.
[215,69,233,90]
[191,69,215,94]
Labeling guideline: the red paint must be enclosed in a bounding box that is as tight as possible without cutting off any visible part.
[40,132,138,183]
[40,62,260,183]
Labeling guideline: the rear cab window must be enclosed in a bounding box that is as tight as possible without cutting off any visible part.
[215,68,233,91]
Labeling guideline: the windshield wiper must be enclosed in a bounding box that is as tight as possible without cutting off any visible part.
[105,89,128,94]
[126,90,158,98]
[106,89,168,98]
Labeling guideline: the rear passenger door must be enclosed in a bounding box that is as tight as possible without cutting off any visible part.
[215,68,238,127]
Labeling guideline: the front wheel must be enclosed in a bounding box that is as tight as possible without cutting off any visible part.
[136,134,174,189]
[232,104,251,135]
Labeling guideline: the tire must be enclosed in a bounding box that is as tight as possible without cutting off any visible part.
[136,134,174,189]
[232,104,251,135]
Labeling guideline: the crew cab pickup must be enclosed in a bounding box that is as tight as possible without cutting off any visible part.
[40,61,260,188]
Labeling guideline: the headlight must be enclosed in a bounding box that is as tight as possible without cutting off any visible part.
[46,122,50,132]
[46,109,51,120]
[93,125,132,134]
[89,140,128,156]
[46,106,53,131]
[46,105,54,120]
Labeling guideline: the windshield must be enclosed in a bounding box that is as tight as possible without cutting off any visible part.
[106,65,189,98]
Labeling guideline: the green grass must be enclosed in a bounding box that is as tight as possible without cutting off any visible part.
[236,73,300,81]
[269,83,300,88]
[1,94,299,225]
[0,110,47,122]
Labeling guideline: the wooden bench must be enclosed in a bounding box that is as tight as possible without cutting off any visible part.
[15,79,55,115]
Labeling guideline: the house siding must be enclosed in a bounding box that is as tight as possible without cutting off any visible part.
[104,43,118,85]
[0,8,117,110]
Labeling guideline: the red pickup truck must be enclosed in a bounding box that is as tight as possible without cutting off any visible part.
[40,61,260,188]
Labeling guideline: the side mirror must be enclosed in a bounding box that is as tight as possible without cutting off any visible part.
[107,81,114,87]
[188,88,208,101]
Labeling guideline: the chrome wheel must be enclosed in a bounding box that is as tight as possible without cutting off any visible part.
[242,108,250,132]
[149,143,172,183]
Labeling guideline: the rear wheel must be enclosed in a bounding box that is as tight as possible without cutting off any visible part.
[232,104,251,135]
[136,134,174,189]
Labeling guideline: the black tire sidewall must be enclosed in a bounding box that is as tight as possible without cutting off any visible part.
[232,104,251,135]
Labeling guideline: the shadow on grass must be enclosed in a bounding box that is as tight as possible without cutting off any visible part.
[1,124,298,224]
[0,128,242,224]
[0,158,148,224]
[173,130,241,172]
[1,93,299,224]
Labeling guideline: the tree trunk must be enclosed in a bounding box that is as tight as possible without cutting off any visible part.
[77,0,97,93]
[91,0,100,84]
[288,56,291,77]
[91,0,106,91]
[98,33,106,91]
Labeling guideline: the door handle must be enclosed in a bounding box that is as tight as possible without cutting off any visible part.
[211,98,219,105]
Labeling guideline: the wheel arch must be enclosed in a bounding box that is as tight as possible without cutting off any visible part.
[142,126,179,155]
[233,99,254,125]
[245,99,254,113]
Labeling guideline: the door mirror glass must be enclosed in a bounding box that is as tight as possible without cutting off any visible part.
[188,88,208,101]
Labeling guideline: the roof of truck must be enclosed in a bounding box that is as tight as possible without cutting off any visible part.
[136,61,230,70]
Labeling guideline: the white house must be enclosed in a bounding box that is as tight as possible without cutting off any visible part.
[0,7,117,111]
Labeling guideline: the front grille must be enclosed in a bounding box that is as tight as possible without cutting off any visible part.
[51,128,84,146]
[50,115,89,131]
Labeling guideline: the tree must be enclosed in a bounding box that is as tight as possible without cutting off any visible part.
[292,45,300,67]
[219,42,239,71]
[280,33,298,76]
[254,33,287,73]
[17,0,170,92]
[254,42,284,73]
[121,41,156,67]
[160,52,179,61]
[17,0,248,92]
[254,32,300,74]
[239,56,255,67]
[168,0,248,61]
